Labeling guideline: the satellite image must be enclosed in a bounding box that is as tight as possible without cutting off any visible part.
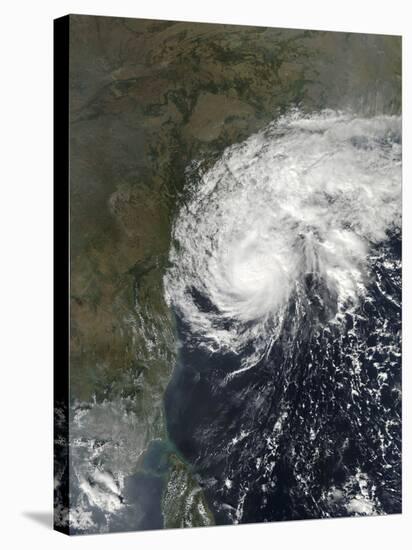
[54,15,401,534]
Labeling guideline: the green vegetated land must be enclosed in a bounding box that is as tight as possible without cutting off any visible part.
[68,15,401,529]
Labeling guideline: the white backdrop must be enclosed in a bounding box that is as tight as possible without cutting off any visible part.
[0,0,410,548]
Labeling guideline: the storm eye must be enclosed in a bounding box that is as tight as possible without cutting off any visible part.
[164,111,401,365]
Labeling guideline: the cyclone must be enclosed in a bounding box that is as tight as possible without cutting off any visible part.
[164,111,401,368]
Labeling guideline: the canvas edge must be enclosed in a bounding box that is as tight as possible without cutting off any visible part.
[53,14,71,536]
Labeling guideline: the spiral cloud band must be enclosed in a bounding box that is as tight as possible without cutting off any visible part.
[164,111,401,367]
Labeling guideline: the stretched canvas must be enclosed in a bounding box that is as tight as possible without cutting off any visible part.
[54,14,402,535]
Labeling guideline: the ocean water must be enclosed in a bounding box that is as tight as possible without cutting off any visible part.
[164,111,402,523]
